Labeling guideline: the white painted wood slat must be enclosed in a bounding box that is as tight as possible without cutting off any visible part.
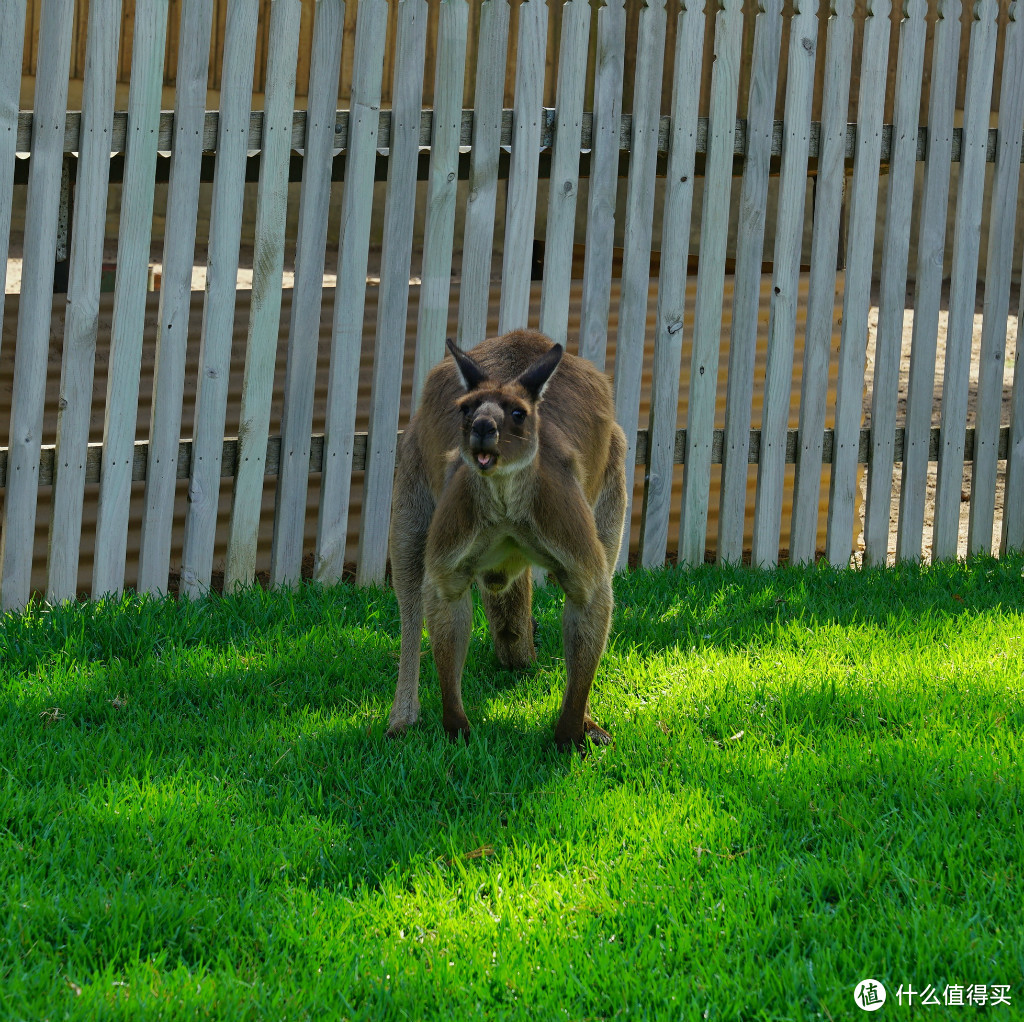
[498,0,548,333]
[971,4,1024,555]
[224,0,302,591]
[790,0,854,565]
[895,0,960,562]
[639,0,705,569]
[178,0,260,598]
[861,0,926,566]
[457,0,510,350]
[538,0,590,348]
[0,0,28,342]
[932,0,997,562]
[824,0,890,567]
[355,0,429,585]
[314,0,387,585]
[679,0,743,567]
[47,0,122,603]
[270,0,346,588]
[577,0,625,372]
[751,0,819,568]
[92,0,169,597]
[716,0,783,565]
[412,0,469,405]
[137,0,214,594]
[612,0,666,571]
[0,0,75,611]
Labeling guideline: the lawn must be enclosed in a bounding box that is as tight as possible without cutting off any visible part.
[1,557,1022,1020]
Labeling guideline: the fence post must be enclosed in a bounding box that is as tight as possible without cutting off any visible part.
[639,0,705,569]
[717,0,784,566]
[679,0,743,567]
[895,0,960,562]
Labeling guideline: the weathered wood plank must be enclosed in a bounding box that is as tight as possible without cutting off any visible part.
[355,0,429,584]
[932,0,998,562]
[412,0,469,404]
[825,0,890,567]
[224,0,303,591]
[314,0,387,585]
[751,0,819,568]
[178,0,260,598]
[0,0,75,612]
[717,0,783,564]
[92,0,170,598]
[270,0,346,588]
[613,0,667,571]
[790,0,853,564]
[679,0,743,567]
[895,0,960,561]
[498,0,548,332]
[971,3,1024,556]
[639,0,705,568]
[861,0,926,566]
[48,0,122,603]
[457,0,510,349]
[0,0,28,345]
[538,0,590,348]
[137,0,214,594]
[577,0,625,372]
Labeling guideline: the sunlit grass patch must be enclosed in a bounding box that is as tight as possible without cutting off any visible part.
[1,557,1022,1019]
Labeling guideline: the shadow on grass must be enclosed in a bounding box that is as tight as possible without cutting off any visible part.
[2,555,1023,897]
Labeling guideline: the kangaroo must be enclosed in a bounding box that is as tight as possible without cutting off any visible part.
[387,329,627,750]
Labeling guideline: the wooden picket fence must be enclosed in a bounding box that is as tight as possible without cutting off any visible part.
[1,0,1024,611]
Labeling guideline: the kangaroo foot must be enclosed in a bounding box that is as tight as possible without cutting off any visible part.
[443,710,472,744]
[554,716,612,753]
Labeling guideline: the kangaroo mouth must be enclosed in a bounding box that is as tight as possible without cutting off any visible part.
[474,451,498,472]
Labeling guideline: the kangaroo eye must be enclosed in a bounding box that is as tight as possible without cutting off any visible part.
[511,409,527,425]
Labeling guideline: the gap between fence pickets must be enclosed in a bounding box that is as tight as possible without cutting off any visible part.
[14,109,1019,166]
[0,425,1007,490]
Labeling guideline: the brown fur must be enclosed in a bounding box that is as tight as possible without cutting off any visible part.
[387,329,627,750]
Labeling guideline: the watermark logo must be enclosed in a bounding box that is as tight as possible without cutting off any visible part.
[855,979,887,1012]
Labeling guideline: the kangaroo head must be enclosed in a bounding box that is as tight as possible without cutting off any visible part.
[445,338,563,476]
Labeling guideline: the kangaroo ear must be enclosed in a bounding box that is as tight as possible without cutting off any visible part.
[516,343,563,402]
[446,338,488,392]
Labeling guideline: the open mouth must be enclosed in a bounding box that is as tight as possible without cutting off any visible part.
[475,452,498,472]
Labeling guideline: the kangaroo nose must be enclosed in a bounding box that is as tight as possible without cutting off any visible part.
[471,417,498,443]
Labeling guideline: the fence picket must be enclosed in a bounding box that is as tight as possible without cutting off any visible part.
[537,0,590,348]
[679,0,743,567]
[0,0,28,341]
[355,0,428,585]
[577,0,625,372]
[457,0,510,349]
[498,0,548,333]
[178,0,260,598]
[639,0,705,568]
[970,4,1024,555]
[932,0,998,562]
[824,0,890,567]
[751,0,819,568]
[137,0,214,594]
[224,0,302,591]
[0,0,75,611]
[717,0,783,565]
[92,0,169,597]
[411,0,469,404]
[895,0,959,562]
[861,0,926,566]
[47,0,121,603]
[789,0,853,564]
[314,0,387,585]
[612,0,667,571]
[269,0,345,588]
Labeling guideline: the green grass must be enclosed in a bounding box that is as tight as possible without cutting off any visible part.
[1,557,1023,1020]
